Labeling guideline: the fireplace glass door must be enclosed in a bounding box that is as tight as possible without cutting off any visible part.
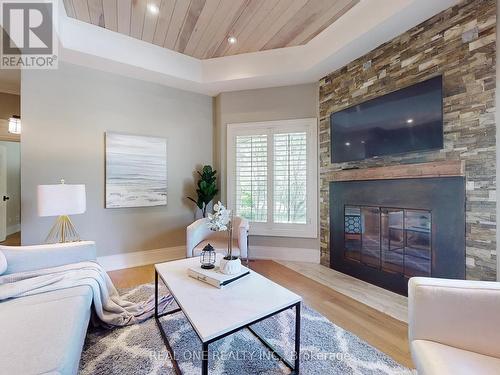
[381,209,404,274]
[344,205,432,278]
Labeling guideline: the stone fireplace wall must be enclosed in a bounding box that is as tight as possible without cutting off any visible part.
[319,0,497,280]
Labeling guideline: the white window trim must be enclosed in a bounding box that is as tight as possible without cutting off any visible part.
[227,118,318,238]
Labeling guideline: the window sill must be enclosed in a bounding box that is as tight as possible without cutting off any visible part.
[248,223,317,238]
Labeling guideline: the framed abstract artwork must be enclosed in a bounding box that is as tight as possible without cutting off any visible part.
[105,132,167,208]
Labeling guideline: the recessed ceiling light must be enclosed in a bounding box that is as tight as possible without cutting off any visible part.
[148,4,159,14]
[406,118,414,124]
[227,36,237,45]
[345,142,351,146]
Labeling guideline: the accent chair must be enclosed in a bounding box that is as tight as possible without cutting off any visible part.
[186,217,249,259]
[408,277,500,375]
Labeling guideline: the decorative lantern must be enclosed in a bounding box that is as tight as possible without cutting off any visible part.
[200,243,216,269]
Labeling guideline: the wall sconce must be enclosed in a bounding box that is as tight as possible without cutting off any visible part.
[8,115,21,134]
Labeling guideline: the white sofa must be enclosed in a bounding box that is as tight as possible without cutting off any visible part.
[0,241,97,375]
[186,217,249,259]
[408,277,500,375]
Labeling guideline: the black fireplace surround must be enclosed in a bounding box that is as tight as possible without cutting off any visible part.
[330,177,465,295]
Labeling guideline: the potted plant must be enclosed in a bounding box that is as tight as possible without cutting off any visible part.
[207,201,241,275]
[187,165,218,218]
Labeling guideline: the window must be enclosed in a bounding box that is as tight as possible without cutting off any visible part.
[235,134,268,222]
[227,118,317,238]
[274,132,307,224]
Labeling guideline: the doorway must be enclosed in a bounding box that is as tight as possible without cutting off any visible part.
[0,141,20,245]
[0,86,21,246]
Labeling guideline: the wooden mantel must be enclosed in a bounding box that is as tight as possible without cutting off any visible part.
[330,160,465,182]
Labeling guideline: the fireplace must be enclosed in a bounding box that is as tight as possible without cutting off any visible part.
[330,177,465,295]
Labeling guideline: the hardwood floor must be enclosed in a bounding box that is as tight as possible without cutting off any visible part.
[110,263,156,289]
[0,231,21,246]
[277,260,408,322]
[108,260,413,369]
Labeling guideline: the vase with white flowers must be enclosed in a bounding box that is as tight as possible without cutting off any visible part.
[207,201,242,275]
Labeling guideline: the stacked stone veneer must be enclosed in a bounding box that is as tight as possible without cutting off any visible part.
[319,0,497,280]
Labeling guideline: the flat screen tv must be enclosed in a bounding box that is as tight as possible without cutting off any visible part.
[330,75,443,163]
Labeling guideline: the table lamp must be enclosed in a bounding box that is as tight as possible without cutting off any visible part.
[37,179,86,243]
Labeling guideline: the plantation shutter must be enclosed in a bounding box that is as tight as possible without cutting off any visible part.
[273,132,308,224]
[228,118,317,238]
[235,134,268,222]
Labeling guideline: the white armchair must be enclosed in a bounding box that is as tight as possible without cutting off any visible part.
[408,277,500,375]
[186,217,249,259]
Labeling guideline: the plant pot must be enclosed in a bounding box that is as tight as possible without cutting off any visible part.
[194,201,213,220]
[194,208,204,220]
[219,256,242,275]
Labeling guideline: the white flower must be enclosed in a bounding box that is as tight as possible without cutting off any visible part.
[207,201,232,232]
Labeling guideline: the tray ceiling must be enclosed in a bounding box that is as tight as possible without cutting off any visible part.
[63,0,359,59]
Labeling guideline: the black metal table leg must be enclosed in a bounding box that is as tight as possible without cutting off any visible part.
[201,342,209,375]
[155,270,158,318]
[244,302,300,373]
[155,268,300,375]
[155,270,182,375]
[294,302,301,374]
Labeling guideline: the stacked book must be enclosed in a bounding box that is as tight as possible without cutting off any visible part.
[188,265,250,288]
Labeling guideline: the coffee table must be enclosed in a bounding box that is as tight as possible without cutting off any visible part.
[154,257,302,374]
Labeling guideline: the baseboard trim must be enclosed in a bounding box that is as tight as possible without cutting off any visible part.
[249,246,320,263]
[6,224,20,236]
[99,244,319,271]
[98,246,186,271]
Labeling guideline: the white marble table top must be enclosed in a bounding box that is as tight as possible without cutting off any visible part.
[155,257,302,342]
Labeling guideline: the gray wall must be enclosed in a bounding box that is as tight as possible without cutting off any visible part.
[0,141,20,234]
[214,83,319,249]
[21,63,213,256]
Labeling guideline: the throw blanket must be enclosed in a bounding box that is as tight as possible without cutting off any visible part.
[0,261,173,328]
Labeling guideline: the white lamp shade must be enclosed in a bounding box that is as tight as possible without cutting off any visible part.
[37,184,86,217]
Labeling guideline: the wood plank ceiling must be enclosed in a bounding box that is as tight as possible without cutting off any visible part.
[63,0,359,59]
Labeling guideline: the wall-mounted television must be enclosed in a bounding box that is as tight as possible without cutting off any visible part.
[330,75,443,163]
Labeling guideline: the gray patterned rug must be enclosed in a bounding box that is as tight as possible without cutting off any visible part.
[79,283,412,375]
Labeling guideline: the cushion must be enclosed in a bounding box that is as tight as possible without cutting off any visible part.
[0,250,6,275]
[411,340,500,375]
[409,277,500,358]
[1,241,97,275]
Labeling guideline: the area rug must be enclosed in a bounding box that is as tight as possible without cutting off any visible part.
[79,283,413,375]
